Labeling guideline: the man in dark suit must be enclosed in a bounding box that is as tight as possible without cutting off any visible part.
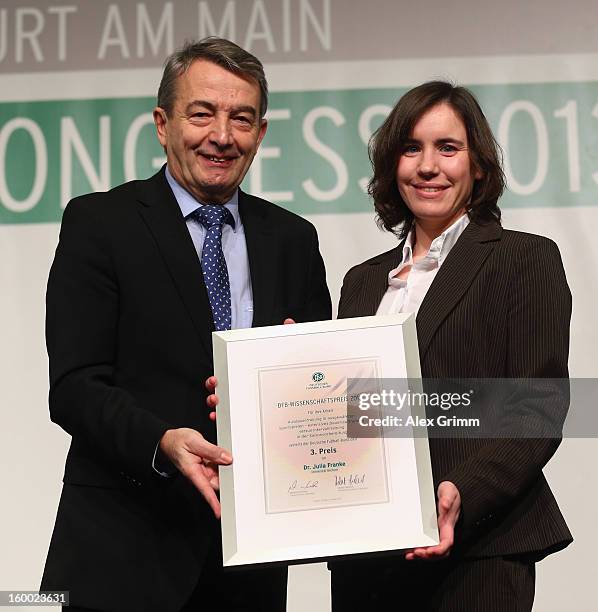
[330,82,571,611]
[41,38,331,612]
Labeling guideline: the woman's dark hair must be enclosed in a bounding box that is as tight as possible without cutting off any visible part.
[369,81,505,237]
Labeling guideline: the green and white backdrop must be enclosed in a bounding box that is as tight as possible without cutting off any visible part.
[1,1,596,609]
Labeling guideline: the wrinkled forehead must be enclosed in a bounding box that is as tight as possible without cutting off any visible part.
[173,59,262,111]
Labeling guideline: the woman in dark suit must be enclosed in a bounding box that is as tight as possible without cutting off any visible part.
[331,82,572,612]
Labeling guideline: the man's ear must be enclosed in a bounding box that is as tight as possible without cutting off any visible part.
[153,107,168,148]
[256,118,268,148]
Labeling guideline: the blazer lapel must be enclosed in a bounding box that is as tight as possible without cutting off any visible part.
[344,246,403,318]
[136,169,214,360]
[416,221,502,361]
[238,191,278,327]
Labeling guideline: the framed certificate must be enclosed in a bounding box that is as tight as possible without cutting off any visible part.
[213,314,438,566]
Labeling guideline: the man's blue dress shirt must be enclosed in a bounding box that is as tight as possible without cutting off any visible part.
[165,167,254,330]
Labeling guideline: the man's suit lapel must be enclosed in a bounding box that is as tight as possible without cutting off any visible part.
[136,169,214,359]
[416,221,502,361]
[238,190,279,327]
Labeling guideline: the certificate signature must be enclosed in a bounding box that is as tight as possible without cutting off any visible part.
[287,473,367,495]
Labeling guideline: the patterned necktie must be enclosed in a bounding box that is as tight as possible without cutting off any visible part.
[194,205,235,331]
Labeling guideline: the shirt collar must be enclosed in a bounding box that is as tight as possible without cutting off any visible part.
[400,227,415,267]
[388,213,470,284]
[425,213,470,266]
[165,166,240,232]
[402,213,470,265]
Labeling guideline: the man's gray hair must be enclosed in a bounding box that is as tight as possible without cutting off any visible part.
[157,37,269,119]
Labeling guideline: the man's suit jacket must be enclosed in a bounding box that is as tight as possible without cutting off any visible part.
[41,168,332,611]
[337,220,572,560]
